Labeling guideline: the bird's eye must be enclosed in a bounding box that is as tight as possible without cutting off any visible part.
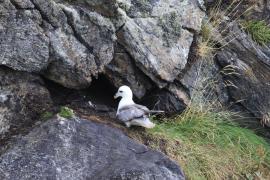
[119,90,123,93]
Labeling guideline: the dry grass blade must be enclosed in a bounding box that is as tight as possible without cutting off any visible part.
[197,0,255,59]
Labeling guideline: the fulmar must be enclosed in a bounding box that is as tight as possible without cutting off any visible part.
[114,85,163,128]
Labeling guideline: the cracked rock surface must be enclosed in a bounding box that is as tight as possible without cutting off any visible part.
[216,23,270,127]
[0,66,53,139]
[0,0,49,72]
[1,0,116,89]
[0,117,185,180]
[0,0,205,110]
[117,0,205,88]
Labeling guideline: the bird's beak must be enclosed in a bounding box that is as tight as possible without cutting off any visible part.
[114,93,119,99]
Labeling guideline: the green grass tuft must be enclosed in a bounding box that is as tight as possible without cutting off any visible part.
[40,111,54,120]
[242,20,270,45]
[145,107,270,179]
[58,106,74,119]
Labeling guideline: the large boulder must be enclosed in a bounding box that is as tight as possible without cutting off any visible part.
[117,0,205,88]
[216,23,270,127]
[0,0,116,89]
[0,0,49,72]
[0,67,53,139]
[39,1,116,89]
[0,117,185,180]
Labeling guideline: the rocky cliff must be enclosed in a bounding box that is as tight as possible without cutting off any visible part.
[0,0,270,179]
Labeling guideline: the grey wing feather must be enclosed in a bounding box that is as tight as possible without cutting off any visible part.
[117,105,149,122]
[133,104,150,113]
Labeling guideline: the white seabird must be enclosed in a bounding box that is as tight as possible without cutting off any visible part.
[114,85,163,128]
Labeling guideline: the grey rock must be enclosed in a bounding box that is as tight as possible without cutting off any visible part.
[244,0,270,23]
[205,0,270,23]
[127,0,204,31]
[56,0,126,29]
[142,83,188,114]
[0,67,53,139]
[216,23,270,126]
[44,2,116,88]
[0,1,49,72]
[0,94,9,103]
[105,44,153,99]
[167,83,190,108]
[1,0,116,89]
[0,117,185,180]
[30,0,68,28]
[58,0,119,17]
[10,0,35,9]
[0,0,205,115]
[45,28,98,89]
[60,3,116,66]
[117,18,192,88]
[117,0,205,88]
[179,57,229,106]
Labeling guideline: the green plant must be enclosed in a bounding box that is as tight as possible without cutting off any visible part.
[40,111,54,120]
[58,106,74,119]
[197,0,255,59]
[128,49,270,178]
[242,20,270,45]
[145,106,270,179]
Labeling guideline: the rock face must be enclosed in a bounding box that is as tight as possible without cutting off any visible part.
[0,0,205,111]
[44,2,116,89]
[0,0,269,123]
[205,0,270,23]
[0,67,52,139]
[0,117,185,180]
[0,0,49,72]
[142,86,188,115]
[117,0,205,88]
[0,0,116,89]
[216,23,270,126]
[105,43,153,99]
[1,0,270,178]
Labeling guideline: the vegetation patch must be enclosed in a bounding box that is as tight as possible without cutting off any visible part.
[130,106,270,179]
[197,0,256,58]
[242,20,270,45]
[40,111,54,120]
[58,106,74,119]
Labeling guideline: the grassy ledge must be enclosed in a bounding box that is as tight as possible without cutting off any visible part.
[242,20,270,45]
[132,106,270,179]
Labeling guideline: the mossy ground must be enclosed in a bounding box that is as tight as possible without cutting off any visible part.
[58,106,74,119]
[130,106,270,179]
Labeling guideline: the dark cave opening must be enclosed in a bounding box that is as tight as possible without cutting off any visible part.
[43,75,119,113]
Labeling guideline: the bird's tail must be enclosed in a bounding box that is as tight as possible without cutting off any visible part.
[143,119,156,129]
[149,110,165,114]
[131,118,156,128]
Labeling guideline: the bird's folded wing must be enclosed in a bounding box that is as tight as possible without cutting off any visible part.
[117,105,148,122]
[133,104,150,113]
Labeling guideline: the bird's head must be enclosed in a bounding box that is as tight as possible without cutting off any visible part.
[114,85,133,99]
